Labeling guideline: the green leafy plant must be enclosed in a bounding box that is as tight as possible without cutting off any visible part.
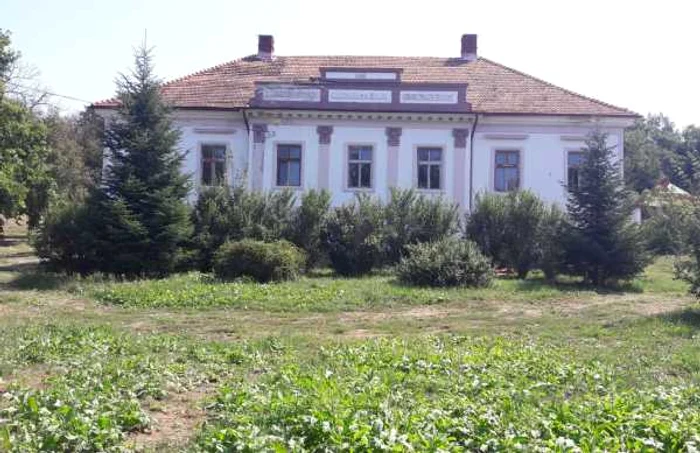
[382,188,460,264]
[287,189,331,269]
[212,239,305,283]
[190,186,297,270]
[322,194,384,276]
[466,190,550,278]
[397,237,494,287]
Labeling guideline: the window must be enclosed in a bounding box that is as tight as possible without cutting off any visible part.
[417,147,442,190]
[494,150,520,192]
[567,151,586,190]
[201,144,227,186]
[276,144,302,187]
[347,145,373,189]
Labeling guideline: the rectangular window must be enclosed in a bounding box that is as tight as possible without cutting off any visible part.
[567,151,586,190]
[417,147,442,190]
[201,144,227,186]
[276,144,302,187]
[347,145,373,189]
[494,150,520,192]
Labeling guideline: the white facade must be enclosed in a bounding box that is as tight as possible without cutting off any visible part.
[172,109,631,210]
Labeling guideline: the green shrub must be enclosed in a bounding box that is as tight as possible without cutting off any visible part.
[287,190,331,269]
[641,203,694,255]
[382,188,460,264]
[538,205,567,281]
[466,191,548,278]
[674,203,700,297]
[212,239,305,282]
[397,237,493,287]
[32,200,99,274]
[191,186,296,270]
[190,186,236,270]
[322,195,384,276]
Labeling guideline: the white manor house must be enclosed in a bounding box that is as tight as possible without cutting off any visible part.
[94,34,637,210]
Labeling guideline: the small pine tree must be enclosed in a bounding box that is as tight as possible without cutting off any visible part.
[564,130,649,285]
[92,45,191,276]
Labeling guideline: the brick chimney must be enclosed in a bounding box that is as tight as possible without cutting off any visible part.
[258,35,274,61]
[460,34,477,61]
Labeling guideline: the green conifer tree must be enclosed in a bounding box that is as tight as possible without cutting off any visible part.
[564,130,649,285]
[93,45,191,275]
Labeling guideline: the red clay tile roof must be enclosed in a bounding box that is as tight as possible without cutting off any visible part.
[93,55,636,117]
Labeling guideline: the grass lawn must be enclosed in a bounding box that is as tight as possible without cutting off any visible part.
[1,228,699,451]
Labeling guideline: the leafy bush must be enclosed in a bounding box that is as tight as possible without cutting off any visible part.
[538,205,567,281]
[466,191,549,278]
[674,203,700,297]
[641,202,694,255]
[397,237,493,287]
[212,239,305,283]
[382,188,459,264]
[32,200,99,274]
[287,190,331,269]
[322,195,384,276]
[190,186,236,270]
[191,186,296,270]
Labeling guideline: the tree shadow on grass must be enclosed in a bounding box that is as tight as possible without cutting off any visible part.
[511,277,643,295]
[657,307,700,330]
[5,272,73,291]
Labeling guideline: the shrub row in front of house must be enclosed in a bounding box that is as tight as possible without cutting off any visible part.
[35,182,650,288]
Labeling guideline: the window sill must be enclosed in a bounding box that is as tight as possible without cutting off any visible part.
[416,188,446,194]
[343,187,375,194]
[273,185,304,191]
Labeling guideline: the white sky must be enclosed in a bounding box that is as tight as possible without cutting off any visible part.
[4,0,699,127]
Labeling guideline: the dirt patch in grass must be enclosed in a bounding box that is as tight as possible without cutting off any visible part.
[1,364,55,392]
[129,385,213,450]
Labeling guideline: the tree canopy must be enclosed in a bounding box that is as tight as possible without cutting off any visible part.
[0,29,51,234]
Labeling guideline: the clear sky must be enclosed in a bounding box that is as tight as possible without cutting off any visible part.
[3,0,699,127]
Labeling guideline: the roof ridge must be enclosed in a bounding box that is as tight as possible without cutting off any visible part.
[477,56,636,116]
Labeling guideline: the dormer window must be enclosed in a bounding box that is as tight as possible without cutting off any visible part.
[320,68,401,82]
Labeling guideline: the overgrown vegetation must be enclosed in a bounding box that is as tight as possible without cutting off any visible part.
[322,194,384,276]
[382,188,459,264]
[466,190,562,278]
[674,203,700,297]
[0,30,52,235]
[212,239,305,283]
[397,237,493,287]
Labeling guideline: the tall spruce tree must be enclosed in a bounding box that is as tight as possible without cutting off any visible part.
[564,130,648,285]
[94,45,191,275]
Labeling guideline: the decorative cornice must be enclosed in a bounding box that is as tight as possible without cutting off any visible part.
[316,125,333,145]
[386,127,402,147]
[252,124,268,144]
[452,128,469,148]
[193,127,237,135]
[247,109,475,124]
[482,133,529,140]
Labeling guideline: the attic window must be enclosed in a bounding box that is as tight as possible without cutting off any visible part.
[321,67,401,82]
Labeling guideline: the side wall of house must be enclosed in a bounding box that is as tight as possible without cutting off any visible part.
[168,112,628,209]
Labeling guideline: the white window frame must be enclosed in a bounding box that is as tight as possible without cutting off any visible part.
[345,144,375,191]
[566,149,586,191]
[274,142,304,189]
[199,143,229,187]
[415,146,444,191]
[493,149,521,192]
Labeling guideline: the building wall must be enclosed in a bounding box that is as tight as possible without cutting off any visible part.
[172,111,627,209]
